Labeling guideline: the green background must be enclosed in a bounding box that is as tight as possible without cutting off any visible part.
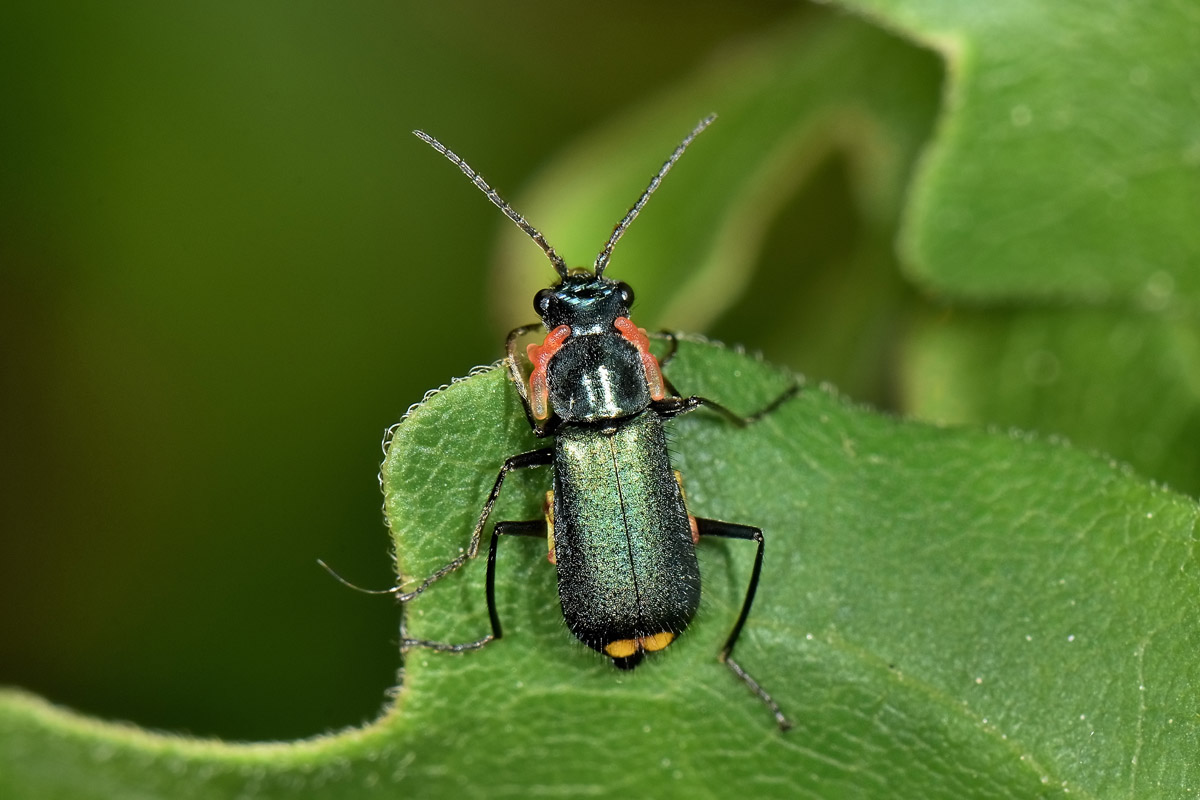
[2,0,1198,796]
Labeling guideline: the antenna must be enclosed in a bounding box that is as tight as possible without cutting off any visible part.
[316,559,404,595]
[593,113,717,276]
[414,130,569,278]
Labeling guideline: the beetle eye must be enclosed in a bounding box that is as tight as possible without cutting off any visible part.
[616,281,635,308]
[534,288,555,316]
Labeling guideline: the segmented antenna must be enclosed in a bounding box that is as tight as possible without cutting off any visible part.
[414,130,569,279]
[593,114,717,276]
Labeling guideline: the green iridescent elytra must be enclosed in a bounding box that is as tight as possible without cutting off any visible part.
[552,412,700,653]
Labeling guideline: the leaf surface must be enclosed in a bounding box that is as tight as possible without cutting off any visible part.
[4,342,1197,798]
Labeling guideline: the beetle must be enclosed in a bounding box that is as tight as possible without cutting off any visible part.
[338,115,796,729]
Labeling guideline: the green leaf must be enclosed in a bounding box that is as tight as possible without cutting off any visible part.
[823,0,1200,493]
[5,342,1198,797]
[903,307,1200,494]
[835,0,1200,305]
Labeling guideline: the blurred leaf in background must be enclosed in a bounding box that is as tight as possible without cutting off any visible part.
[2,0,1199,797]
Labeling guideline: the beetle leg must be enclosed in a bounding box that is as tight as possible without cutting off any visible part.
[651,330,680,369]
[742,380,801,422]
[397,447,553,602]
[646,332,800,421]
[652,381,799,427]
[695,517,792,731]
[645,331,685,398]
[402,519,546,653]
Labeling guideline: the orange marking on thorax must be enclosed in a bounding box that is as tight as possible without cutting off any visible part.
[526,325,571,420]
[614,317,665,400]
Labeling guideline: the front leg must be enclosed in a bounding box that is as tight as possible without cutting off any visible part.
[649,333,799,422]
[649,331,684,398]
[652,382,798,427]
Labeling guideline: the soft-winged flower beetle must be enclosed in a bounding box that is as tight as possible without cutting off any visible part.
[329,115,797,729]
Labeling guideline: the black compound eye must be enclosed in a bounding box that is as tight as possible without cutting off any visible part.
[616,281,635,308]
[534,288,556,317]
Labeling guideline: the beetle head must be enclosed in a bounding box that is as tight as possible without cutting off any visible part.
[533,271,634,334]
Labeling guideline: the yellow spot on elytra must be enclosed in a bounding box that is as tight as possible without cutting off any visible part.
[640,632,675,652]
[544,491,556,564]
[673,471,699,543]
[605,633,676,659]
[605,639,639,659]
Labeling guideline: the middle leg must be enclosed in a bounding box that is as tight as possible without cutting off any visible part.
[402,519,547,653]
